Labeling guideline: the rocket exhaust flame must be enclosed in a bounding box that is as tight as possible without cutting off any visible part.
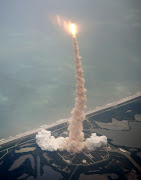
[56,15,78,36]
[70,24,76,37]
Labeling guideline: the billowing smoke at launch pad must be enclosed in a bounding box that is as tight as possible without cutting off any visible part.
[36,16,107,153]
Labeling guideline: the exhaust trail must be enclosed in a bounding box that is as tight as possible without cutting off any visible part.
[62,35,87,153]
[36,20,107,153]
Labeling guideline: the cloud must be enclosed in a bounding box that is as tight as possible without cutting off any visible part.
[36,130,107,152]
[84,133,107,151]
[36,129,65,151]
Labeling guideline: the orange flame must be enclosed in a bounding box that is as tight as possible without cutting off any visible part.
[56,15,77,36]
[70,23,76,36]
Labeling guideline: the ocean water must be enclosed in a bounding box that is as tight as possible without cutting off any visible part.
[0,0,141,139]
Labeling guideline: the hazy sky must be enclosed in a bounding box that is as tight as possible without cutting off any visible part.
[0,0,141,138]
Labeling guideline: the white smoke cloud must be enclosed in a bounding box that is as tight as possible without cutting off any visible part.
[84,133,107,151]
[36,129,65,151]
[36,130,107,152]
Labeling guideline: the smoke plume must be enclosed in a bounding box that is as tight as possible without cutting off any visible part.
[36,19,108,153]
[36,129,65,151]
[36,130,107,152]
[84,133,107,151]
[36,35,107,153]
[59,36,86,153]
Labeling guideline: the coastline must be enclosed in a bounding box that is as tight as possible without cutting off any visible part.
[0,91,141,146]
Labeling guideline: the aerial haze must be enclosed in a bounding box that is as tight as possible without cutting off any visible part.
[0,0,141,139]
